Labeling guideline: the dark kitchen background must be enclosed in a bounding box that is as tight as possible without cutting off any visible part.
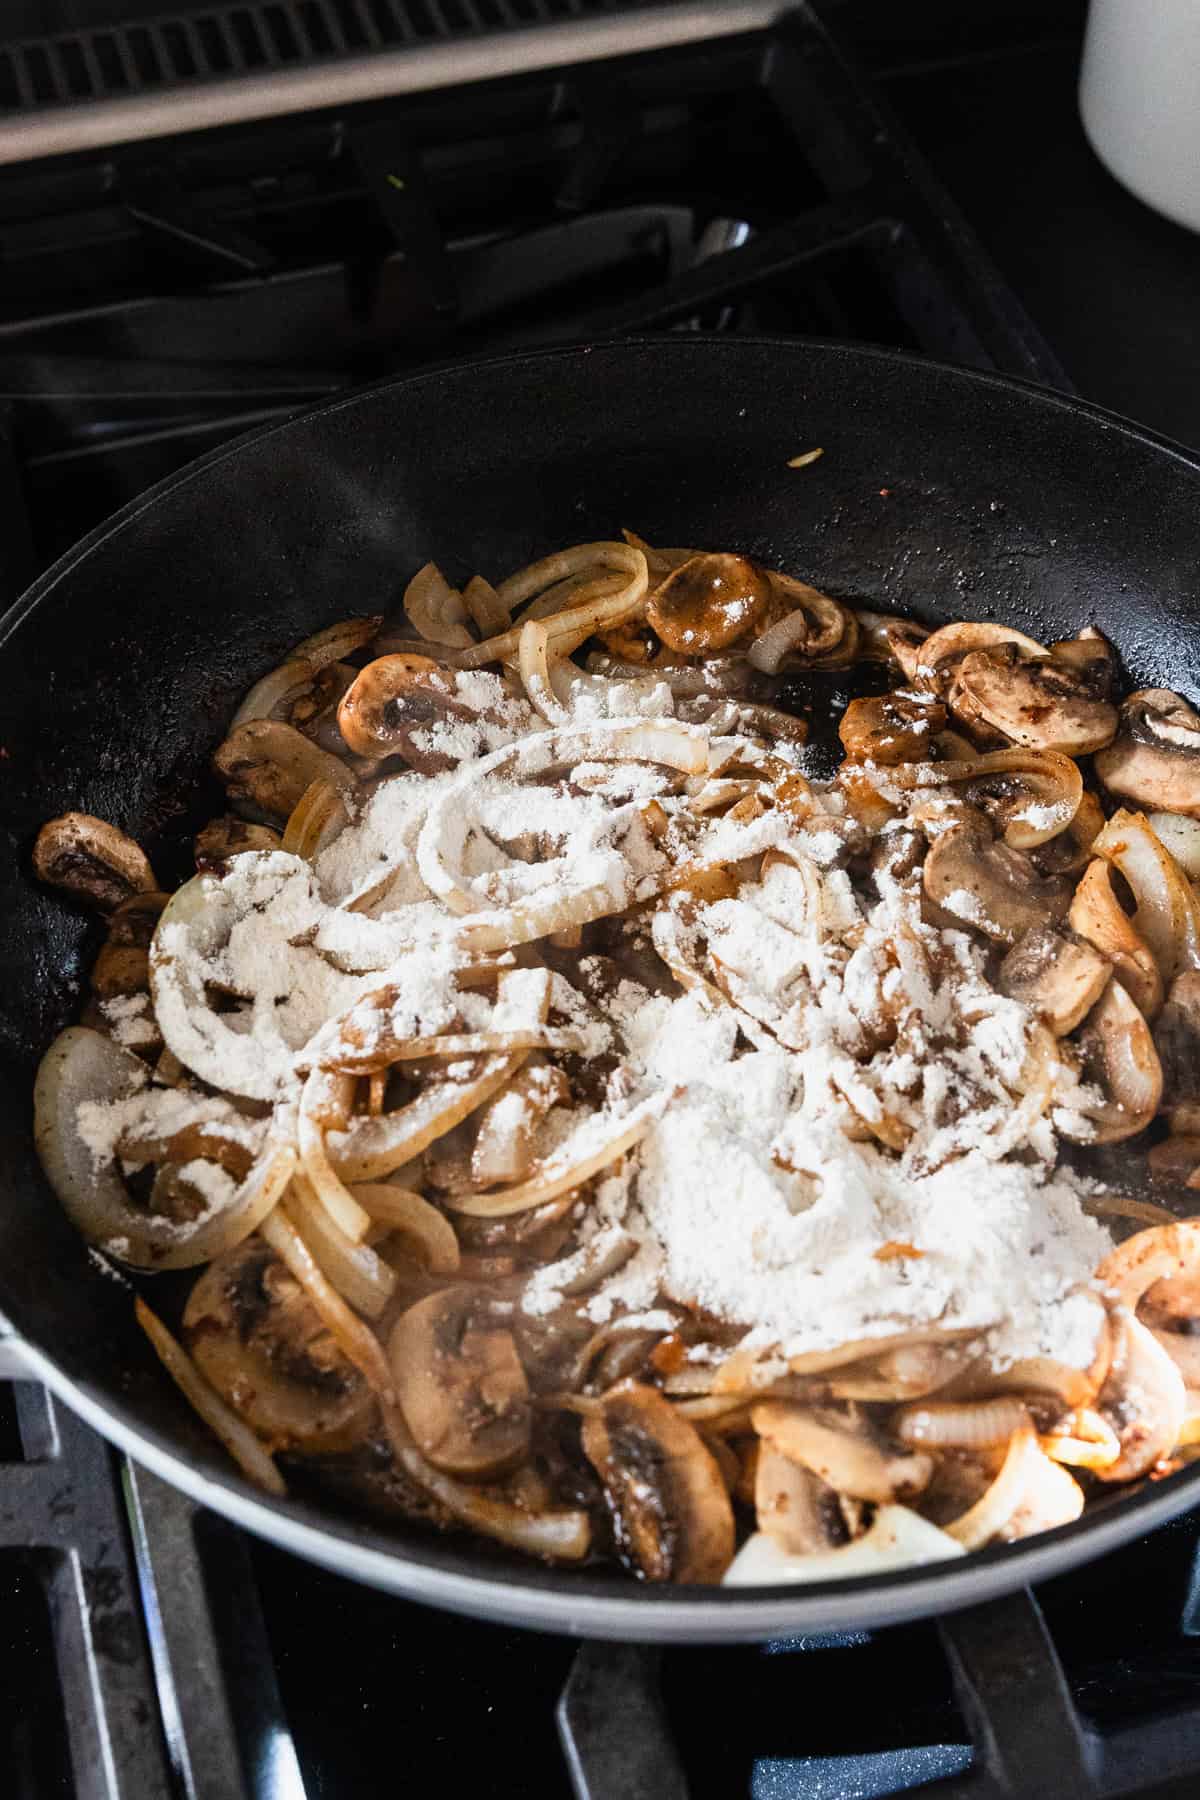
[2,1,1200,1796]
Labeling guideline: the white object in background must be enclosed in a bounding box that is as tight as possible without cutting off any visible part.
[1079,0,1200,233]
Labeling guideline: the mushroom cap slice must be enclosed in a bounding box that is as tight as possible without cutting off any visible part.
[581,1380,735,1582]
[33,812,158,913]
[751,1401,931,1503]
[194,816,282,871]
[1061,977,1163,1144]
[914,620,1046,691]
[754,1446,846,1554]
[838,692,946,765]
[647,553,771,655]
[953,643,1118,755]
[184,1236,374,1455]
[212,719,355,823]
[997,925,1112,1036]
[1096,689,1200,818]
[922,821,1071,945]
[388,1286,531,1479]
[337,653,482,766]
[1069,856,1163,1018]
[1152,972,1200,1109]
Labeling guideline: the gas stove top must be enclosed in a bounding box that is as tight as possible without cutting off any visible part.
[3,4,1200,1797]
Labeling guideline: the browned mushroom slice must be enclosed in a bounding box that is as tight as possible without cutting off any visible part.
[1152,972,1200,1110]
[646,553,771,655]
[388,1287,531,1479]
[1048,626,1117,698]
[194,815,283,871]
[922,821,1071,945]
[1096,690,1200,817]
[581,1381,735,1582]
[33,812,158,913]
[336,653,486,769]
[183,1236,375,1456]
[1060,979,1163,1144]
[952,642,1118,755]
[754,1446,846,1554]
[212,719,354,823]
[838,692,947,765]
[997,925,1112,1035]
[751,1401,931,1503]
[913,620,1046,694]
[1069,856,1163,1017]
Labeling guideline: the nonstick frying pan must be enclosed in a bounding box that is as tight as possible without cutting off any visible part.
[3,337,1200,1644]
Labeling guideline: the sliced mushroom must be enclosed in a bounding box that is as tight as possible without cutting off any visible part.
[754,1446,845,1554]
[194,815,283,871]
[746,576,849,672]
[997,925,1112,1035]
[388,1286,531,1479]
[1048,626,1116,699]
[646,553,771,655]
[581,1380,735,1582]
[838,692,947,765]
[1096,689,1200,817]
[952,642,1118,754]
[1152,972,1200,1108]
[336,654,484,768]
[922,821,1071,945]
[751,1401,931,1502]
[212,720,354,823]
[33,812,158,913]
[183,1236,374,1455]
[1060,978,1163,1144]
[1093,809,1200,986]
[914,620,1046,694]
[1069,856,1163,1017]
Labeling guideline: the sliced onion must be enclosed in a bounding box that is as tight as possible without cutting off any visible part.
[149,860,303,1101]
[349,1184,460,1273]
[287,1178,396,1318]
[395,1445,590,1561]
[1041,1408,1121,1471]
[1094,809,1200,983]
[944,1427,1039,1548]
[723,1506,964,1585]
[328,1053,527,1181]
[297,1068,373,1241]
[292,615,383,667]
[281,778,349,860]
[748,583,846,673]
[457,544,648,669]
[416,718,706,951]
[523,571,626,625]
[260,1203,397,1401]
[34,1027,295,1269]
[519,618,570,725]
[1148,812,1200,880]
[443,1088,673,1218]
[136,1298,286,1495]
[462,575,511,636]
[404,562,473,648]
[325,1026,582,1076]
[893,1397,1032,1451]
[231,659,313,729]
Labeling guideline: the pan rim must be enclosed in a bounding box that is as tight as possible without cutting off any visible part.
[6,333,1200,1636]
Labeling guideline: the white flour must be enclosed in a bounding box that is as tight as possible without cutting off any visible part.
[86,654,1111,1376]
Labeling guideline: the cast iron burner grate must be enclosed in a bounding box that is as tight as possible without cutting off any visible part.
[0,3,1061,564]
[5,1369,1200,1798]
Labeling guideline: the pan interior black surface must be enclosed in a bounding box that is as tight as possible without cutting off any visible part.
[3,336,1200,1618]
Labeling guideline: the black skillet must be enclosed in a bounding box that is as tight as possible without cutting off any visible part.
[2,337,1199,1641]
